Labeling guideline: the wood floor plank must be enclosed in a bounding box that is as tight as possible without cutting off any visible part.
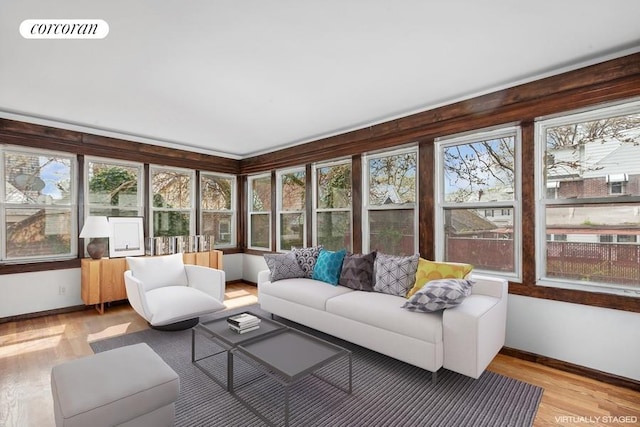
[1,283,638,427]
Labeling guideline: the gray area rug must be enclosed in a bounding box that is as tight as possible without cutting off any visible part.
[91,305,542,427]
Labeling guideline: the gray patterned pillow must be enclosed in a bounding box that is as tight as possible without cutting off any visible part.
[373,253,419,296]
[264,252,306,282]
[339,251,376,291]
[292,245,323,278]
[402,278,474,312]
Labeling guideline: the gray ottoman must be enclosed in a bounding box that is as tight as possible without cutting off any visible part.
[51,343,180,427]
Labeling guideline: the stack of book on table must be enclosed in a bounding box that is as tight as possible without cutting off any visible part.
[227,313,261,334]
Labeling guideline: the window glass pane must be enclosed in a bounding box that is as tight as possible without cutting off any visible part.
[251,176,271,211]
[544,113,640,200]
[87,162,139,207]
[369,209,414,256]
[152,170,191,209]
[201,175,232,210]
[545,204,640,287]
[279,212,304,250]
[317,211,351,251]
[369,152,416,205]
[5,152,71,205]
[202,212,233,245]
[153,211,190,236]
[443,136,515,203]
[443,208,515,272]
[280,171,305,211]
[6,208,71,258]
[317,164,351,209]
[250,213,270,248]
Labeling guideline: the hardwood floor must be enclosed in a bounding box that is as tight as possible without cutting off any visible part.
[1,283,638,427]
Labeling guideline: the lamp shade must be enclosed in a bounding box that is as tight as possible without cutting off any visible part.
[80,216,110,238]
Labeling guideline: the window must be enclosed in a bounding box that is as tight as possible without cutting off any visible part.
[86,157,143,217]
[364,147,417,255]
[537,100,640,293]
[2,147,76,262]
[436,126,521,279]
[150,166,194,237]
[276,168,305,251]
[313,160,351,251]
[201,173,236,247]
[248,174,271,250]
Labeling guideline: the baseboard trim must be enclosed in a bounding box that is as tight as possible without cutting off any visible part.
[500,346,640,392]
[0,304,86,324]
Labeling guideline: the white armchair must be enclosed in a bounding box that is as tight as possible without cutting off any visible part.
[124,253,226,330]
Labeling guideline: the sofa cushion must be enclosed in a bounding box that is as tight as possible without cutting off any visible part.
[292,245,323,278]
[264,252,306,281]
[312,248,347,285]
[326,290,443,343]
[373,253,419,296]
[403,278,474,313]
[127,253,188,291]
[260,278,353,311]
[407,259,474,298]
[339,251,376,291]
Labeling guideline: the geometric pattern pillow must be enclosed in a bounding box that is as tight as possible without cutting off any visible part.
[264,252,306,282]
[292,245,323,278]
[312,248,347,286]
[402,278,474,313]
[339,251,376,291]
[406,258,473,298]
[373,253,419,297]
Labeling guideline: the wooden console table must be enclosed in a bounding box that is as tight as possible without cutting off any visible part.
[81,250,224,314]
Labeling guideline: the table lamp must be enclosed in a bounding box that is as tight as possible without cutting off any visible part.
[80,216,110,259]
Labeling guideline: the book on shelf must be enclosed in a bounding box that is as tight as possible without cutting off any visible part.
[228,324,260,334]
[227,313,261,327]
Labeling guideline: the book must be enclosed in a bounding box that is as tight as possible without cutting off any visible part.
[228,324,260,334]
[227,313,260,326]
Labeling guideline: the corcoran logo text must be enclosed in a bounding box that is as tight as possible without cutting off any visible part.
[20,19,109,39]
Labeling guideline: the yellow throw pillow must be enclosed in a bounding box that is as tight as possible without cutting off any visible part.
[406,258,473,298]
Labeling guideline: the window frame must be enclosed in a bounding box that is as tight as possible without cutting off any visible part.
[84,156,144,218]
[276,167,306,252]
[1,145,78,263]
[535,99,640,295]
[200,172,237,248]
[435,125,522,281]
[247,173,272,251]
[312,159,352,251]
[362,146,419,255]
[149,165,195,238]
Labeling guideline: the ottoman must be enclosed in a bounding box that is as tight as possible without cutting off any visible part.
[51,343,180,427]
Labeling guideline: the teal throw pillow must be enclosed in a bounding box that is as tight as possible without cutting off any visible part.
[312,249,347,286]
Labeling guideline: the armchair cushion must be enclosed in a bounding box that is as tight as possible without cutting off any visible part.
[146,286,225,326]
[127,253,188,291]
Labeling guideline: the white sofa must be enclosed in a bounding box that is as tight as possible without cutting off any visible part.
[258,271,507,380]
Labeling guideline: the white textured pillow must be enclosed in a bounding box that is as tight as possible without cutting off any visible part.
[373,253,419,296]
[402,278,474,312]
[127,253,188,290]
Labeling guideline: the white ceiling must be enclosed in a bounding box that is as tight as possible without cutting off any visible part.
[1,1,640,160]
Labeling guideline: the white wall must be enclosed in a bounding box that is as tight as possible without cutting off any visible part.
[242,254,268,283]
[0,269,82,318]
[506,294,640,381]
[0,253,245,318]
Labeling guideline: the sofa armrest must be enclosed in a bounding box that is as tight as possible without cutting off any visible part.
[257,270,271,286]
[185,265,226,303]
[442,276,508,379]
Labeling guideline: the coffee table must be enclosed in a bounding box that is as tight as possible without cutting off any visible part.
[192,312,352,426]
[191,312,286,391]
